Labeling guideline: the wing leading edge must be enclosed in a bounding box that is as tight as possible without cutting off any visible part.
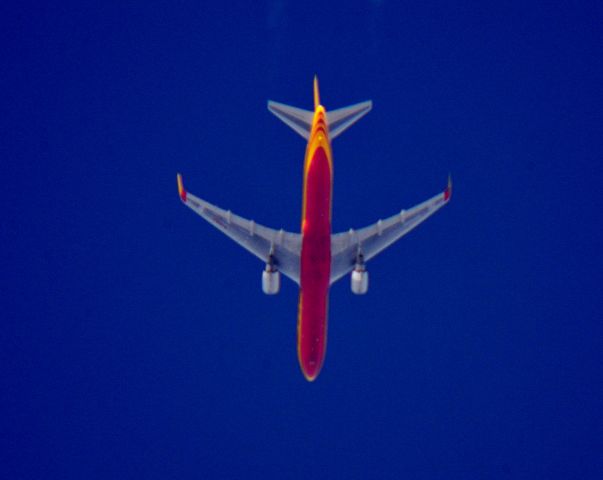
[330,176,452,284]
[177,174,302,284]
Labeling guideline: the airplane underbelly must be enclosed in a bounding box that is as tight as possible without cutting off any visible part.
[298,146,331,381]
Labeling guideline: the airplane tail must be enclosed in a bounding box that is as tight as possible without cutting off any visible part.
[267,77,372,140]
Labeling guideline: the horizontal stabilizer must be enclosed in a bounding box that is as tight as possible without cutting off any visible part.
[327,101,372,139]
[267,101,314,140]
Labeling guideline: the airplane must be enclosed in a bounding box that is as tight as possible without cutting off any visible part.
[177,77,451,381]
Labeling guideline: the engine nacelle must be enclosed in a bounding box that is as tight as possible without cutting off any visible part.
[262,268,280,295]
[351,268,369,295]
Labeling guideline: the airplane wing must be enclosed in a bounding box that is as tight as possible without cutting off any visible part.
[330,177,452,284]
[177,174,302,284]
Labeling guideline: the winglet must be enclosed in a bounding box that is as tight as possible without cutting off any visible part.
[313,75,320,110]
[444,174,452,202]
[177,173,187,202]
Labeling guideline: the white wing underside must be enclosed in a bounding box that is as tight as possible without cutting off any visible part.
[330,189,450,283]
[181,191,302,284]
[180,181,450,286]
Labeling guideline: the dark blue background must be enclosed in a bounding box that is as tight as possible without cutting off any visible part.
[3,1,602,478]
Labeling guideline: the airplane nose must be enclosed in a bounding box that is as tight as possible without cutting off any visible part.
[301,356,323,382]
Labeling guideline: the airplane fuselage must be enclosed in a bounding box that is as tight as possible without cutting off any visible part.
[297,106,332,381]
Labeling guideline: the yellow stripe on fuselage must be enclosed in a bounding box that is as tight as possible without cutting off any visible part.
[301,106,333,229]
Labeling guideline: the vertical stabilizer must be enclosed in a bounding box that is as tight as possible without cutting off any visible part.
[314,75,320,110]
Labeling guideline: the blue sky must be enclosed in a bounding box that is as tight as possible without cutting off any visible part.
[3,1,602,478]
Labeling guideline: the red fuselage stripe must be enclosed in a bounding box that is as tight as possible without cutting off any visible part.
[298,111,332,381]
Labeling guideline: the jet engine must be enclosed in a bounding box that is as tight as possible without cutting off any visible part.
[351,266,369,295]
[262,265,280,295]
